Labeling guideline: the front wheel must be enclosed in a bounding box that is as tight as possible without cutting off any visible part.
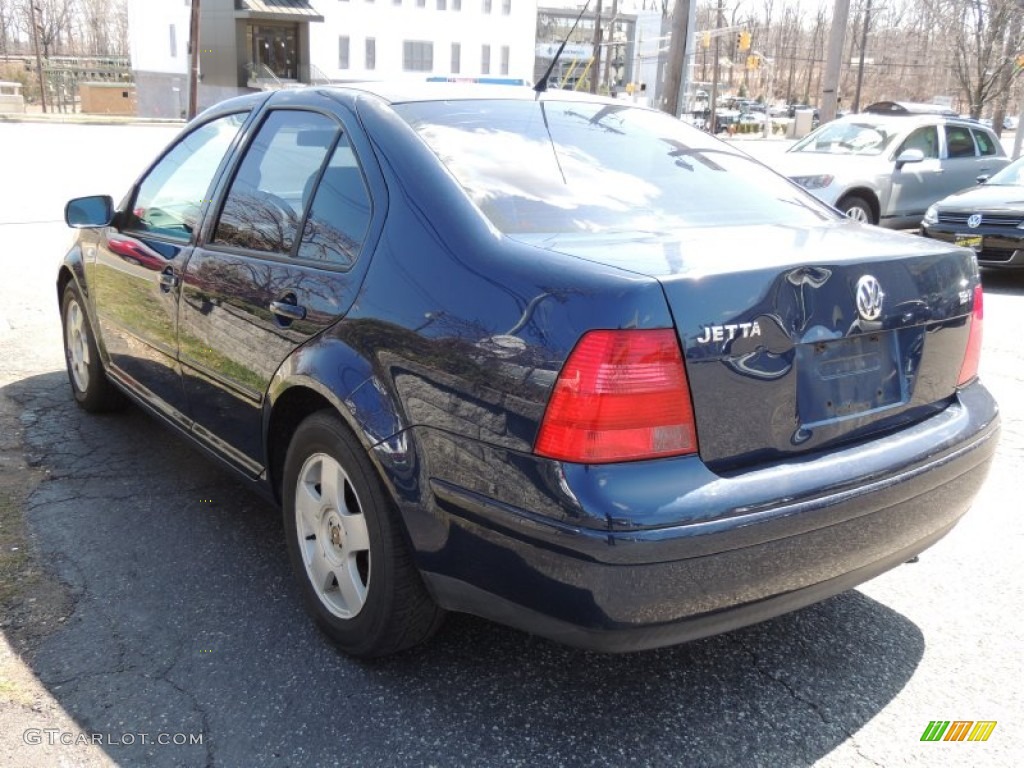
[838,195,875,224]
[282,411,444,657]
[61,283,125,413]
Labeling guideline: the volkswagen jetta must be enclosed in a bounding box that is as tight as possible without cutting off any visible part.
[59,84,999,657]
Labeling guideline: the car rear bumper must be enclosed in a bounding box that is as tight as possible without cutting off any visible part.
[414,382,999,652]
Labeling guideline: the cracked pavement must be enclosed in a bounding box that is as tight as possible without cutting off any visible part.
[0,122,1021,767]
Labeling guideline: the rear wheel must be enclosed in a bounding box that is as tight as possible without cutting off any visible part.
[837,195,874,224]
[61,283,125,413]
[282,411,444,657]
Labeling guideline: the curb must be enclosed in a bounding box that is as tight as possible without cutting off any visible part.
[0,113,184,127]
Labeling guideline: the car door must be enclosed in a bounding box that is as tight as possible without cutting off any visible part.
[885,125,941,223]
[89,112,248,424]
[940,124,983,195]
[970,127,1008,179]
[178,102,378,474]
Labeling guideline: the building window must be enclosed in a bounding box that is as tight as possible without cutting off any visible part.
[403,41,434,71]
[338,36,350,69]
[451,42,461,74]
[501,0,510,13]
[481,44,490,75]
[416,0,425,6]
[437,0,446,8]
[365,38,376,70]
[500,45,509,75]
[482,0,491,12]
[453,0,461,8]
[393,0,401,4]
[169,25,177,57]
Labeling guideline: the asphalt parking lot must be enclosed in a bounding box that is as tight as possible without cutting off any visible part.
[0,120,1021,767]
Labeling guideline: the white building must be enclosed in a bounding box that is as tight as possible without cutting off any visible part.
[127,0,538,118]
[319,0,537,83]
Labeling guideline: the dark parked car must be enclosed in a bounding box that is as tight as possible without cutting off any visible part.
[921,155,1024,267]
[60,84,999,657]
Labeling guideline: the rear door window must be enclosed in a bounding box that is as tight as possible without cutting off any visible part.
[296,135,373,267]
[944,126,977,158]
[212,110,337,255]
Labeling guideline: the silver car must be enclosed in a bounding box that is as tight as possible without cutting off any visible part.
[775,113,1009,227]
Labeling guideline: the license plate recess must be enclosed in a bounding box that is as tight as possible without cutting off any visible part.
[796,332,904,426]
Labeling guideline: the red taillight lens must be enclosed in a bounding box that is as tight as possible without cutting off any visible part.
[534,329,698,463]
[957,284,984,386]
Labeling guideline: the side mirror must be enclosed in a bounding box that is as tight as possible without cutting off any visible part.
[65,195,114,228]
[894,148,925,169]
[976,174,990,185]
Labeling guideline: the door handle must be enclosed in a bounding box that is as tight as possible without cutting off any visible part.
[158,268,179,292]
[270,299,307,322]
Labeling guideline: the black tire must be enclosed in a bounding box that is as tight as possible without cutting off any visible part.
[282,411,444,657]
[837,195,875,224]
[60,282,126,413]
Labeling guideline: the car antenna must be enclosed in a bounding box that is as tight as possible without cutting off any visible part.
[534,0,592,95]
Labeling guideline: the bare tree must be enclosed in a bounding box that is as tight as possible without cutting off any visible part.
[17,0,75,57]
[929,0,1021,118]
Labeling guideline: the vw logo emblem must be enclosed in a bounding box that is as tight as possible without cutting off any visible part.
[855,275,885,322]
[967,214,982,229]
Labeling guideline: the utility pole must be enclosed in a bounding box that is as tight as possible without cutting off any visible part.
[589,0,603,94]
[30,2,47,114]
[187,0,202,119]
[851,0,872,113]
[820,0,850,123]
[601,0,618,93]
[708,0,723,133]
[661,0,691,116]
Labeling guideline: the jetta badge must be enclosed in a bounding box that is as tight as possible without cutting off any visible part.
[855,275,884,322]
[967,214,982,229]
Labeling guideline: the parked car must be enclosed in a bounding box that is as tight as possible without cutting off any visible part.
[773,111,1010,226]
[60,84,999,657]
[921,154,1024,267]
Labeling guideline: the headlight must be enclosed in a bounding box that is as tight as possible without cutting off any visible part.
[790,174,834,190]
[923,204,939,225]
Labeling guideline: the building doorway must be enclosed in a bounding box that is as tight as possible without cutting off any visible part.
[247,23,299,80]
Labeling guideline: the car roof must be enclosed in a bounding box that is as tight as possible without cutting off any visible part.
[195,83,627,126]
[832,112,990,131]
[328,81,622,106]
[863,101,958,117]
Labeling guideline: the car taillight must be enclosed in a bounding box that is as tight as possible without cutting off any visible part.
[957,284,984,386]
[534,329,698,463]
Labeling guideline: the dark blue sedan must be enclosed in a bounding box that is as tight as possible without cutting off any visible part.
[59,84,999,657]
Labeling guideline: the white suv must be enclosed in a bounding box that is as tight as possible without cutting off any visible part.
[772,107,1009,228]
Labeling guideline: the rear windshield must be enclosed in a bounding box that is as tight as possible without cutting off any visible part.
[395,99,834,235]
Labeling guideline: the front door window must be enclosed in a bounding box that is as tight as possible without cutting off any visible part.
[248,24,298,80]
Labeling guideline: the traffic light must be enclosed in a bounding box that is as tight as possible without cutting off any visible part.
[738,30,752,52]
[746,55,761,71]
[702,31,711,49]
[1016,52,1024,70]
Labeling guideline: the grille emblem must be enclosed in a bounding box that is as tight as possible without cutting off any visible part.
[967,214,982,229]
[855,275,884,322]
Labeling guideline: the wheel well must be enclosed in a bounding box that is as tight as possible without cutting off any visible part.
[267,387,335,503]
[57,266,74,305]
[837,189,879,223]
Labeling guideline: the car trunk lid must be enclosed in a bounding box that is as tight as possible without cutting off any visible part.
[526,221,979,470]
